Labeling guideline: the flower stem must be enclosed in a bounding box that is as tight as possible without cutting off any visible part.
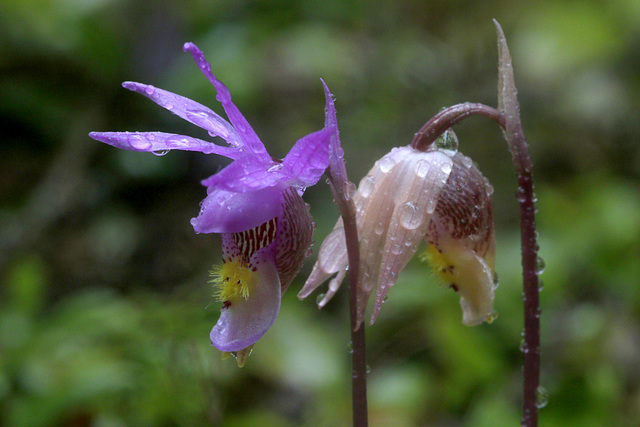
[326,165,369,427]
[411,103,505,151]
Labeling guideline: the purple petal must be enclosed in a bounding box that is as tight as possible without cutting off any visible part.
[210,245,281,352]
[183,42,270,159]
[200,154,286,192]
[321,79,348,185]
[281,128,331,188]
[191,183,287,234]
[121,82,241,146]
[89,131,241,158]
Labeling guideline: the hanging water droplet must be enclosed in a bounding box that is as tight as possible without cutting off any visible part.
[434,129,459,152]
[347,341,353,354]
[538,279,544,292]
[316,293,326,305]
[366,364,371,374]
[535,386,549,408]
[483,177,494,196]
[535,256,546,275]
[485,310,498,323]
[414,159,431,178]
[519,339,529,353]
[382,295,389,303]
[493,272,500,290]
[359,176,375,198]
[399,201,424,230]
[152,150,170,156]
[379,156,396,173]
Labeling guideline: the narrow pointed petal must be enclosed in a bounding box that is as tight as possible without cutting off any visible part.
[121,81,241,146]
[89,131,241,158]
[192,184,286,234]
[321,80,348,183]
[210,247,281,352]
[183,42,269,159]
[201,154,286,192]
[298,219,347,299]
[281,128,331,188]
[370,149,453,323]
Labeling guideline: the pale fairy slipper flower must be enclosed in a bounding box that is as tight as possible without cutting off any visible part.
[90,43,337,364]
[299,131,497,328]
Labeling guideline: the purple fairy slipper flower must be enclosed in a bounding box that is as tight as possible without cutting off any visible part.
[299,130,497,328]
[90,42,335,360]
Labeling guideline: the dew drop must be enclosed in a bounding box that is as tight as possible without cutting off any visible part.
[434,129,459,152]
[374,221,385,235]
[144,85,155,95]
[493,272,500,290]
[359,176,375,198]
[165,102,174,111]
[366,364,372,375]
[535,256,546,275]
[316,293,326,305]
[382,295,389,303]
[483,177,494,196]
[399,202,424,230]
[345,181,357,200]
[414,159,431,178]
[391,242,403,255]
[128,135,152,150]
[461,155,473,169]
[426,198,438,214]
[441,162,452,174]
[515,186,526,202]
[519,339,529,353]
[538,279,544,292]
[535,386,549,408]
[152,150,170,156]
[347,342,353,354]
[267,164,283,173]
[379,156,396,173]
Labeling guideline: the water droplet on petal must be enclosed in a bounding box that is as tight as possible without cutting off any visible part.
[374,221,385,235]
[379,156,396,173]
[485,310,498,323]
[461,155,473,168]
[128,135,152,150]
[144,85,155,95]
[391,242,403,255]
[441,162,452,174]
[414,159,431,178]
[152,150,170,156]
[435,129,459,152]
[399,201,424,230]
[345,181,357,200]
[426,198,438,214]
[316,293,326,305]
[359,176,375,198]
[267,164,283,173]
[535,386,549,408]
[493,272,500,290]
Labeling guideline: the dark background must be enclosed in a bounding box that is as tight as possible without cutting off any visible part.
[1,0,639,425]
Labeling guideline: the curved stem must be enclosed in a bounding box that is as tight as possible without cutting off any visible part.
[326,166,368,427]
[411,103,505,151]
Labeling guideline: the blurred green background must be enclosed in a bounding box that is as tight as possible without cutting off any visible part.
[1,0,639,425]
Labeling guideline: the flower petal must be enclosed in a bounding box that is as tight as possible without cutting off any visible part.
[369,149,453,324]
[200,154,285,192]
[183,42,270,159]
[191,183,286,234]
[210,245,281,352]
[121,81,241,146]
[281,128,331,188]
[89,131,241,158]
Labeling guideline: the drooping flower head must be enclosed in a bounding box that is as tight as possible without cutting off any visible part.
[299,130,497,328]
[90,43,336,362]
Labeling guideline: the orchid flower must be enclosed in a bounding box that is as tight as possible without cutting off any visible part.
[90,42,336,364]
[299,130,497,329]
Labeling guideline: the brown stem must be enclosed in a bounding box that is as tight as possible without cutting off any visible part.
[326,166,369,427]
[411,102,505,151]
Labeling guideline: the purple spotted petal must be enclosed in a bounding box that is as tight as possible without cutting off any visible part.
[281,128,331,188]
[89,131,241,158]
[201,154,286,192]
[210,244,281,352]
[183,42,270,159]
[191,183,287,234]
[121,82,241,146]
